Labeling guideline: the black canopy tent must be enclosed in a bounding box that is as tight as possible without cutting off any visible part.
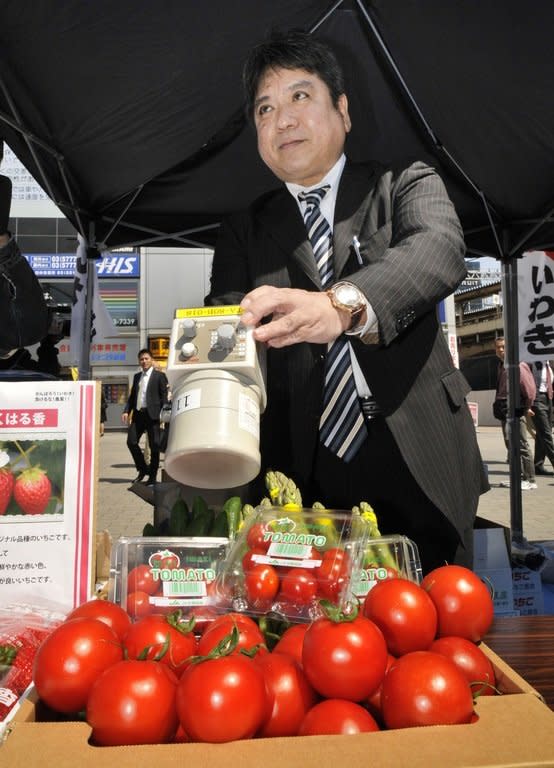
[1,0,553,550]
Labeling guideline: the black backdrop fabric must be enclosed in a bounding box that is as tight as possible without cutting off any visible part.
[1,0,553,256]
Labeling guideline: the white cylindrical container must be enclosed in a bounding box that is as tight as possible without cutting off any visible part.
[164,369,262,489]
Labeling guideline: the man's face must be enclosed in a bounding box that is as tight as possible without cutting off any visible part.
[138,353,153,371]
[253,66,351,187]
[495,340,505,361]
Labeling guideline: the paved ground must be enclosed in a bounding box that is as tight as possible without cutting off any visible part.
[97,426,553,547]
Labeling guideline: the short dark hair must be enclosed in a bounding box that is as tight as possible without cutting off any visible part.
[138,348,151,358]
[243,29,345,121]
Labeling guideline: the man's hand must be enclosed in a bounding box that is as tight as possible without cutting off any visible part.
[121,412,130,425]
[240,286,349,348]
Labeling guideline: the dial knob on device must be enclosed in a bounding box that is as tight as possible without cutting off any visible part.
[181,319,197,338]
[181,342,197,359]
[216,323,236,350]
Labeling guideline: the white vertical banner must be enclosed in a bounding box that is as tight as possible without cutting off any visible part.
[69,234,119,367]
[518,250,554,364]
[0,381,98,609]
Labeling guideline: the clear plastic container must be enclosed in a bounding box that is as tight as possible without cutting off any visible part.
[350,534,422,599]
[213,506,371,622]
[109,536,229,623]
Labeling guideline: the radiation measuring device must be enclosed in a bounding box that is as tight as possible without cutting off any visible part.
[164,306,267,489]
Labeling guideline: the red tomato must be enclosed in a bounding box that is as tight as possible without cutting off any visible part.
[314,556,348,602]
[246,522,271,552]
[299,699,380,735]
[272,623,308,666]
[87,659,179,745]
[197,613,266,656]
[244,563,280,608]
[126,589,154,619]
[242,547,266,573]
[322,547,351,565]
[429,636,497,695]
[421,564,494,642]
[279,568,318,605]
[123,613,196,675]
[33,617,123,713]
[302,613,388,701]
[363,577,438,656]
[381,650,474,729]
[127,563,159,595]
[254,652,317,737]
[65,598,132,642]
[176,654,267,742]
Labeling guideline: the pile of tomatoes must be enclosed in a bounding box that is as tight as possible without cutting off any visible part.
[31,563,497,746]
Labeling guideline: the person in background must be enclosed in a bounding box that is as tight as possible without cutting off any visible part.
[100,385,107,437]
[0,145,48,359]
[529,359,554,476]
[205,29,488,575]
[122,349,168,485]
[493,337,537,490]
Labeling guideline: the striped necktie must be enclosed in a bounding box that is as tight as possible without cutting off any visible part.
[298,186,367,462]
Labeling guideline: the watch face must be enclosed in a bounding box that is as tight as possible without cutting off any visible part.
[336,283,362,308]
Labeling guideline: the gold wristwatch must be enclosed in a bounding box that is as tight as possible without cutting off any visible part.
[326,281,366,331]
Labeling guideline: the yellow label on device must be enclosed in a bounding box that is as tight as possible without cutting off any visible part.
[174,306,242,318]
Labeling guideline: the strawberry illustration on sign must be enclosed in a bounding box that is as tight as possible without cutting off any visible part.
[13,467,52,515]
[0,468,14,515]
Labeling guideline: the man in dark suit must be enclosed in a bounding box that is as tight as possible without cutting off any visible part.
[529,360,554,475]
[122,349,168,485]
[205,30,488,574]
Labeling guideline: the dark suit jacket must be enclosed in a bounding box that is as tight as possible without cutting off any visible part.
[124,368,168,421]
[206,159,488,540]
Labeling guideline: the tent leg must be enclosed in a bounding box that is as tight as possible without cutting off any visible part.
[502,253,545,569]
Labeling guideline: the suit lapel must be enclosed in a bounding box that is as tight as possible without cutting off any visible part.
[333,161,377,278]
[258,188,322,289]
[256,161,378,288]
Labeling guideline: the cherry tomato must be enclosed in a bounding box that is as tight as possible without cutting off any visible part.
[126,589,154,619]
[87,659,179,745]
[299,699,380,735]
[363,577,438,656]
[272,623,308,667]
[302,612,388,701]
[381,650,474,729]
[242,547,266,573]
[279,568,318,605]
[123,612,196,676]
[197,613,266,656]
[244,563,280,608]
[421,564,494,642]
[254,652,317,737]
[246,522,271,552]
[429,636,497,695]
[127,563,159,595]
[33,617,123,713]
[65,598,132,642]
[176,654,267,742]
[314,556,348,602]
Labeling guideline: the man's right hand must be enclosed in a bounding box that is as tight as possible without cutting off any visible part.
[121,413,130,424]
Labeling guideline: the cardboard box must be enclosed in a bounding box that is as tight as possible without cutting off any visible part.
[3,645,554,767]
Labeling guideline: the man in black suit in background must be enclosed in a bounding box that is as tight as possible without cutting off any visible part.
[122,349,168,485]
[205,30,488,575]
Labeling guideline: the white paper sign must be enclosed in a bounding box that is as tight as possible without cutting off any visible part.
[0,381,98,609]
[518,250,554,363]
